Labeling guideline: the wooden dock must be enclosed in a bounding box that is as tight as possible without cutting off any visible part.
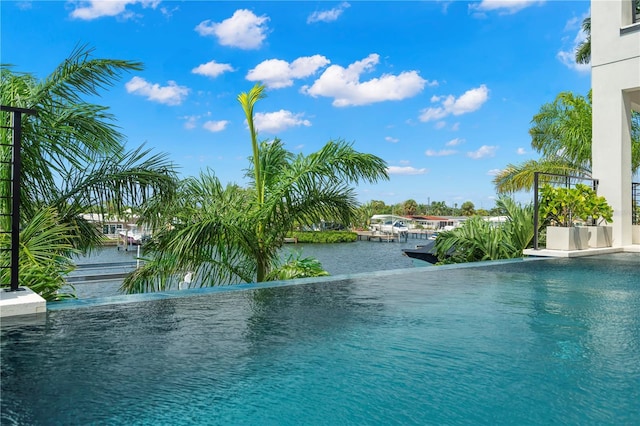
[355,230,436,242]
[355,231,401,242]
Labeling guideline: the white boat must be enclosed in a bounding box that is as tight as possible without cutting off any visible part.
[379,220,409,234]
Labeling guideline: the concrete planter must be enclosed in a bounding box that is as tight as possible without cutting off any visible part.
[633,225,640,245]
[587,225,613,248]
[546,226,589,251]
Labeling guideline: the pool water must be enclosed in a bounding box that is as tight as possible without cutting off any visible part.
[2,253,639,425]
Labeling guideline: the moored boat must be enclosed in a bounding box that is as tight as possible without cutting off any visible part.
[401,240,440,264]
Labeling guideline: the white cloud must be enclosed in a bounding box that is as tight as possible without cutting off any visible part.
[557,11,591,73]
[307,2,350,23]
[69,0,159,20]
[385,136,399,143]
[517,147,527,155]
[425,149,457,157]
[181,112,212,130]
[301,54,431,107]
[487,168,502,176]
[183,115,198,130]
[387,166,428,175]
[203,120,229,132]
[445,138,465,146]
[419,85,489,122]
[192,61,234,78]
[195,9,269,50]
[253,110,311,133]
[434,121,447,130]
[467,145,498,159]
[469,0,545,15]
[125,76,189,105]
[451,122,461,131]
[17,1,33,10]
[246,55,330,89]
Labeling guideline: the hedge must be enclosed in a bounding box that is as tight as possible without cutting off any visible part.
[288,231,358,243]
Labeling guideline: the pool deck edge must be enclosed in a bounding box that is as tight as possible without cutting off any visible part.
[0,287,46,318]
[524,244,640,258]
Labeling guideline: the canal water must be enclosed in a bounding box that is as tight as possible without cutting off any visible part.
[67,239,429,299]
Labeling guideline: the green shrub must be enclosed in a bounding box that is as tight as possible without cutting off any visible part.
[289,231,357,243]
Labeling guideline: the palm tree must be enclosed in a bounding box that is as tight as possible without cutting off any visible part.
[1,45,177,298]
[122,84,389,293]
[493,91,640,193]
[575,17,591,65]
[460,201,475,216]
[354,201,375,229]
[402,199,418,216]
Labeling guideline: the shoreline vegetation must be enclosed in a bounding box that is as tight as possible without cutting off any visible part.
[288,231,358,244]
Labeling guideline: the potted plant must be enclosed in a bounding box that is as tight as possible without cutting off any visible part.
[539,184,589,250]
[575,184,614,248]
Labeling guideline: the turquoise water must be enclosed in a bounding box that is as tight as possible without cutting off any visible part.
[2,253,639,425]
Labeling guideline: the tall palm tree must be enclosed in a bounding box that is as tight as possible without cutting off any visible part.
[575,17,591,65]
[493,91,640,193]
[122,84,389,293]
[1,45,177,297]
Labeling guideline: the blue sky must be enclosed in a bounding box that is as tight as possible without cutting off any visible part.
[2,0,592,209]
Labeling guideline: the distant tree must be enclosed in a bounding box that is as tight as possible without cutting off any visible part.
[476,208,490,217]
[460,201,475,216]
[354,201,375,229]
[427,201,449,216]
[370,200,389,215]
[403,199,418,216]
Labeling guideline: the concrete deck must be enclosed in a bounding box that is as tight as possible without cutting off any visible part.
[524,244,640,258]
[0,287,46,318]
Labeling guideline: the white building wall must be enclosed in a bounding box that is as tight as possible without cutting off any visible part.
[591,0,640,247]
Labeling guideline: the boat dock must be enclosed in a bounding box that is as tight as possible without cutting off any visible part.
[355,231,400,242]
[355,230,437,242]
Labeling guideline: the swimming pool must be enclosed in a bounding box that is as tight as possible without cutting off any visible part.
[2,253,639,425]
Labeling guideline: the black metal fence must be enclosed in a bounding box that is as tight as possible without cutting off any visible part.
[1,105,36,292]
[633,182,640,225]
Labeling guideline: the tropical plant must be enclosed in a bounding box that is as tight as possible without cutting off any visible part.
[121,84,389,293]
[539,183,613,227]
[0,208,78,300]
[265,251,330,281]
[1,45,177,298]
[575,17,591,65]
[402,199,418,216]
[434,196,535,263]
[354,201,375,229]
[493,91,640,193]
[289,231,357,243]
[460,201,475,216]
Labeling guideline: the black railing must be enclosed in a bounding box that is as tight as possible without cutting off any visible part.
[633,182,640,225]
[1,105,36,292]
[532,172,599,250]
